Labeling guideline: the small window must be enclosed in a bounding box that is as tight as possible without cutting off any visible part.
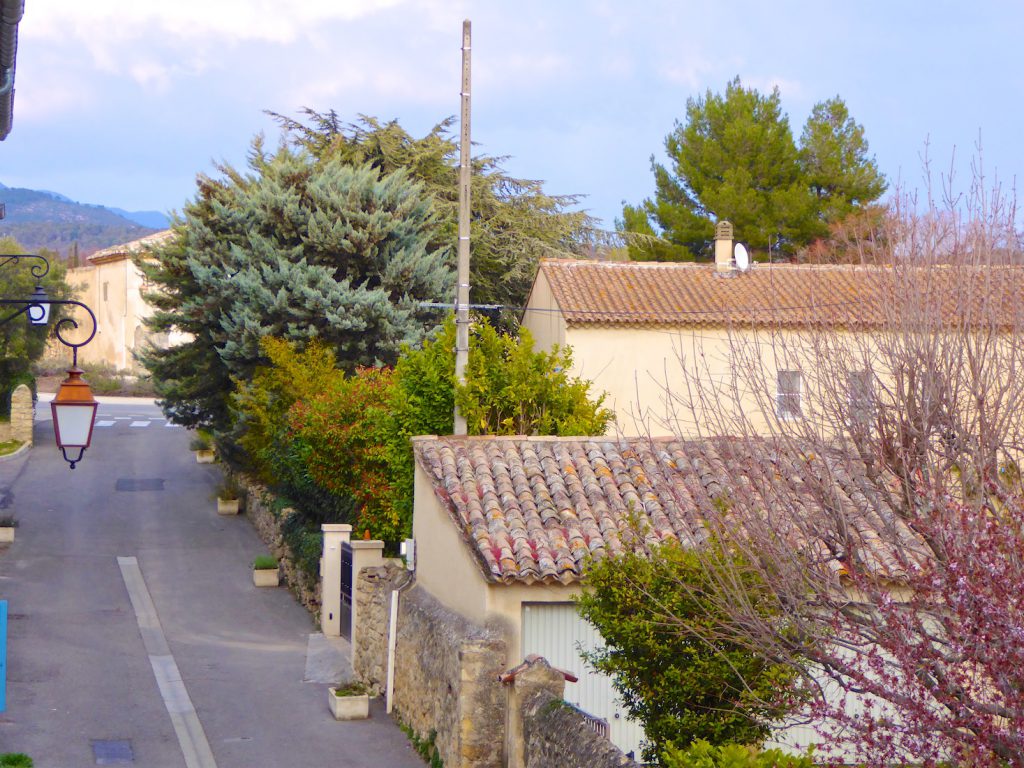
[776,370,802,419]
[848,370,874,425]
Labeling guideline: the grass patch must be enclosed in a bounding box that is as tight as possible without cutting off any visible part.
[0,440,23,457]
[253,555,278,570]
[0,754,33,767]
[399,723,443,768]
[332,681,369,696]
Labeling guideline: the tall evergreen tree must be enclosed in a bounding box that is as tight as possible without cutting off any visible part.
[270,111,602,318]
[799,97,887,224]
[136,142,452,431]
[622,79,884,261]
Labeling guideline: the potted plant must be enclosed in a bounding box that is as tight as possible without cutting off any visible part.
[252,555,279,587]
[328,681,370,720]
[190,430,215,464]
[0,514,17,544]
[216,476,243,515]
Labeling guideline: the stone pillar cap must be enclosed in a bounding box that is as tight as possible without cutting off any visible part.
[350,539,385,550]
[321,523,353,533]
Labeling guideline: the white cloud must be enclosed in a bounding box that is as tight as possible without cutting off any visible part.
[743,75,804,100]
[22,0,410,46]
[661,58,713,90]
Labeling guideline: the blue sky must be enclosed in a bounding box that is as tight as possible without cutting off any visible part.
[2,0,1022,231]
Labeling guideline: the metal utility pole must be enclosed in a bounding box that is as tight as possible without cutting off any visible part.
[453,19,472,436]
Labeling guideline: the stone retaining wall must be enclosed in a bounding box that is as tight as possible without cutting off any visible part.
[356,564,507,768]
[522,688,639,768]
[0,385,34,445]
[240,480,321,617]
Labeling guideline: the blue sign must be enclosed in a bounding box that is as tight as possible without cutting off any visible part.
[0,600,7,712]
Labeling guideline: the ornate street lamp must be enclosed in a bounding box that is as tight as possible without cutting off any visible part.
[0,254,98,468]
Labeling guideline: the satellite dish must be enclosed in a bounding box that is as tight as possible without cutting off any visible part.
[734,242,750,271]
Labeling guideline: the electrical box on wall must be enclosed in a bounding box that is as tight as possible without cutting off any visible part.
[400,538,415,571]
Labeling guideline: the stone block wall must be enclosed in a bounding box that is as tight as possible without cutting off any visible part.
[522,688,639,768]
[0,384,34,444]
[10,385,32,444]
[355,564,507,768]
[240,479,321,617]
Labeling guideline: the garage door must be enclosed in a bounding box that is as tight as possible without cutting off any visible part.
[521,602,646,760]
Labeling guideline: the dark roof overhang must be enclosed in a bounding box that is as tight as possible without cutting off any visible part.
[0,0,25,140]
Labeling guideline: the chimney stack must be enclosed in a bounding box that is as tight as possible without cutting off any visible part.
[714,220,735,273]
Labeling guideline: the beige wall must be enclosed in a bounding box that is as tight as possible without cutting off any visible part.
[523,288,882,438]
[61,256,163,371]
[522,270,566,352]
[413,463,492,625]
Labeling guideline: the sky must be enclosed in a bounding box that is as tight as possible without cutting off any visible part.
[2,0,1023,232]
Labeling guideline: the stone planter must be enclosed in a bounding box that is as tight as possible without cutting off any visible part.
[217,498,240,515]
[328,688,370,720]
[252,568,279,587]
[0,527,14,544]
[195,449,216,464]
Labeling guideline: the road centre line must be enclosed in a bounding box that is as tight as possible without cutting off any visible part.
[118,556,219,768]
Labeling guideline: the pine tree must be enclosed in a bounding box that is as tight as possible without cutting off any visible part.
[799,97,887,224]
[136,143,453,431]
[270,111,602,319]
[622,79,884,261]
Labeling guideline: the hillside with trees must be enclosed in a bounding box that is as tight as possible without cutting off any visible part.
[0,184,166,259]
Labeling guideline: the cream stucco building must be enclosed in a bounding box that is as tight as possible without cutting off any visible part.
[521,254,1024,438]
[61,230,181,371]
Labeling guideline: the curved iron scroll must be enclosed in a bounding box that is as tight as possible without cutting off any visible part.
[0,297,97,367]
[0,254,50,281]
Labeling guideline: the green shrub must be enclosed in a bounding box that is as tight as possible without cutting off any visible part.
[0,753,34,767]
[280,510,324,581]
[332,681,369,696]
[289,366,399,540]
[661,740,814,768]
[252,555,278,570]
[576,539,804,763]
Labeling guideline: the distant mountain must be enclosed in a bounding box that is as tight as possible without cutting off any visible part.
[105,207,171,230]
[0,184,163,259]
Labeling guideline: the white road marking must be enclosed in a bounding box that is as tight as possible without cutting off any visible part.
[130,421,150,427]
[118,556,219,768]
[95,420,117,428]
[164,423,181,428]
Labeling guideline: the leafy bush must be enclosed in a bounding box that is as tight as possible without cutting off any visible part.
[0,753,33,767]
[280,509,325,581]
[289,366,399,540]
[576,539,804,764]
[232,337,340,479]
[230,321,610,540]
[661,740,814,768]
[252,555,278,570]
[383,318,611,534]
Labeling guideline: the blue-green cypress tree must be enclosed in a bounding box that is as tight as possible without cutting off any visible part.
[136,142,452,431]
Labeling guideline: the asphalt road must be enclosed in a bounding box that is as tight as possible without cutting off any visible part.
[0,399,423,768]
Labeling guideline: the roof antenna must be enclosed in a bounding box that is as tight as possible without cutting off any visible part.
[734,242,750,272]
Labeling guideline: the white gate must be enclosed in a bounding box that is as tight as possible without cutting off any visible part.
[521,602,646,760]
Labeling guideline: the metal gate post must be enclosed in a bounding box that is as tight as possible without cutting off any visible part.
[320,523,352,637]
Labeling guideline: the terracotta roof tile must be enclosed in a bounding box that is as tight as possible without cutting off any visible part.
[535,259,1024,329]
[413,435,923,586]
